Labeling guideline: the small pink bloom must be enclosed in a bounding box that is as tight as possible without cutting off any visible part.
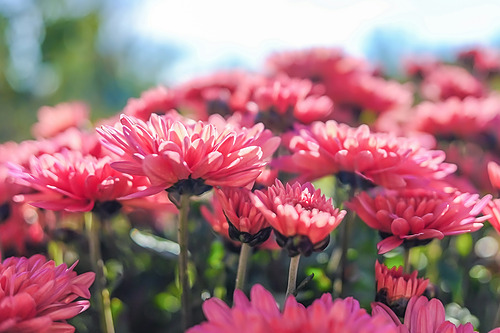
[98,114,280,198]
[252,180,346,256]
[31,101,90,139]
[375,261,429,317]
[0,255,94,333]
[458,47,500,76]
[348,189,491,254]
[214,187,271,246]
[276,120,456,189]
[189,284,398,333]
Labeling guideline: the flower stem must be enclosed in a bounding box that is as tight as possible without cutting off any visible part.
[335,209,355,297]
[403,247,411,274]
[494,299,500,328]
[178,194,191,331]
[235,242,252,290]
[85,211,115,333]
[286,255,301,299]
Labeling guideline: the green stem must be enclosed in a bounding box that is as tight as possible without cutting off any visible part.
[85,212,115,333]
[235,242,252,291]
[178,194,191,331]
[403,247,411,274]
[335,209,355,297]
[285,255,301,299]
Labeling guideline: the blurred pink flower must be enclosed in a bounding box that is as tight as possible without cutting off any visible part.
[31,101,90,139]
[276,120,456,189]
[266,47,412,117]
[0,255,94,333]
[252,180,345,256]
[188,284,398,333]
[9,149,164,215]
[420,65,485,101]
[348,189,491,254]
[458,47,500,77]
[98,114,280,198]
[409,96,500,142]
[375,261,429,317]
[372,296,479,333]
[123,86,179,121]
[175,70,266,120]
[250,75,333,131]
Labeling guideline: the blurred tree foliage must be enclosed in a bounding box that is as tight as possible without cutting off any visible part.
[0,0,154,142]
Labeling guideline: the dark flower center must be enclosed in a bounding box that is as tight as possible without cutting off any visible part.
[274,230,330,257]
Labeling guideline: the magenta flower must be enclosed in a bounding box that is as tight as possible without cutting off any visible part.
[276,120,456,189]
[0,255,94,333]
[252,180,346,256]
[375,261,429,317]
[98,114,280,200]
[9,149,161,215]
[348,189,491,254]
[188,284,398,333]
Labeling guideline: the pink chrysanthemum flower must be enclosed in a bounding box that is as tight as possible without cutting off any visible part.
[372,296,489,333]
[483,161,500,234]
[251,180,346,256]
[9,149,163,216]
[458,47,500,77]
[409,96,500,142]
[348,189,491,254]
[175,70,266,120]
[266,47,412,116]
[123,86,179,121]
[97,113,280,201]
[31,101,90,139]
[374,261,429,317]
[250,76,333,131]
[276,120,456,189]
[0,255,94,333]
[188,284,398,333]
[214,187,272,246]
[420,65,485,101]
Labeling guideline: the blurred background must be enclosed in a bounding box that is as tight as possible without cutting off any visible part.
[2,0,500,142]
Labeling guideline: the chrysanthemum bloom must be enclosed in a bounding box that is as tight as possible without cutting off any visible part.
[188,284,398,333]
[420,65,485,101]
[97,113,280,201]
[251,180,346,256]
[214,187,272,246]
[250,76,333,131]
[482,161,500,234]
[372,296,491,333]
[374,261,429,317]
[123,86,180,121]
[175,70,266,120]
[265,47,413,117]
[31,101,90,139]
[9,149,167,217]
[0,255,95,333]
[276,120,456,189]
[408,96,500,143]
[348,189,491,254]
[200,193,278,251]
[458,47,500,77]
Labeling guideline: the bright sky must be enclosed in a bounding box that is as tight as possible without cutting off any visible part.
[129,0,500,83]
